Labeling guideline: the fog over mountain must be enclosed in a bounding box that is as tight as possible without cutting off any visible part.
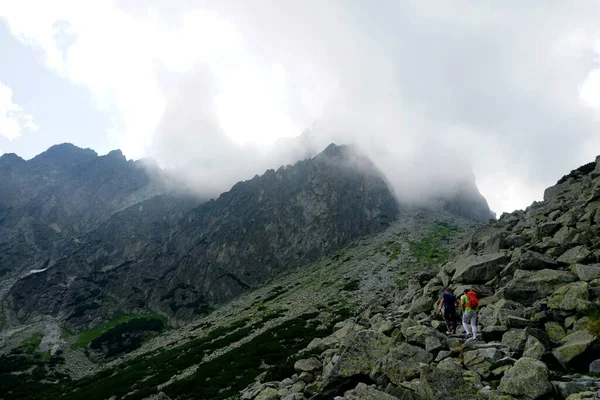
[2,1,600,216]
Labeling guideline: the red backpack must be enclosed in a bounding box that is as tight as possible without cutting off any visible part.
[466,291,479,309]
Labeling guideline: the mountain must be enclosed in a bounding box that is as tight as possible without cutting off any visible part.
[0,143,196,278]
[0,141,499,400]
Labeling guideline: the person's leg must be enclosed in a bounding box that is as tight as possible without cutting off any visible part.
[462,312,471,337]
[471,312,478,339]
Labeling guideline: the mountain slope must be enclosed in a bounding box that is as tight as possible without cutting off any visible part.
[7,144,402,328]
[0,143,188,277]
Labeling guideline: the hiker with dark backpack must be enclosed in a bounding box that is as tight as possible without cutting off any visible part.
[438,288,459,335]
[460,289,479,341]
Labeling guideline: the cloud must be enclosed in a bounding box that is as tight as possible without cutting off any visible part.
[0,81,38,141]
[3,1,600,214]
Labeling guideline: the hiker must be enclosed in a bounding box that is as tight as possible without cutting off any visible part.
[438,288,459,335]
[460,289,479,341]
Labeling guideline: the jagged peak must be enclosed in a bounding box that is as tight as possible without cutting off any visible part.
[30,143,97,166]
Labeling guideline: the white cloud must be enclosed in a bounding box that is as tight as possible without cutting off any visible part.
[3,1,600,215]
[0,81,38,141]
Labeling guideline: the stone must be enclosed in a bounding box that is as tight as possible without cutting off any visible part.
[343,382,401,400]
[519,250,557,270]
[552,330,597,366]
[547,281,589,311]
[291,381,306,393]
[463,347,504,379]
[502,330,527,353]
[565,392,597,400]
[589,359,600,374]
[523,335,545,360]
[503,269,576,306]
[376,343,433,384]
[409,296,433,315]
[280,378,295,388]
[539,221,562,236]
[324,330,393,381]
[384,383,421,400]
[557,245,592,265]
[294,358,323,373]
[425,336,443,353]
[255,388,280,400]
[478,299,524,328]
[452,253,509,283]
[417,363,481,400]
[404,325,446,349]
[498,357,552,399]
[573,264,600,282]
[304,381,324,397]
[281,394,305,400]
[435,350,451,362]
[298,372,315,383]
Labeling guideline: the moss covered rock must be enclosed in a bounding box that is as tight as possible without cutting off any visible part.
[545,321,567,342]
[552,330,596,366]
[498,357,552,399]
[376,343,433,384]
[547,281,589,311]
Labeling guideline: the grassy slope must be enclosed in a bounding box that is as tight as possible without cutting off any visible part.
[1,209,479,400]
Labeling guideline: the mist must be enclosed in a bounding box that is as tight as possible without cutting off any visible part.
[132,1,600,214]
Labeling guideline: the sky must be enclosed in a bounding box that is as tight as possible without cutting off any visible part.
[1,1,600,215]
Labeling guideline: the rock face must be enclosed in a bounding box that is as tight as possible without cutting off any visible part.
[7,144,403,327]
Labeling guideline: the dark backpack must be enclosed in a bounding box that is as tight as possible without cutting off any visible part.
[466,291,479,309]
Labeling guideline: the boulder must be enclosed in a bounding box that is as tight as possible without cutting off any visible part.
[552,330,597,367]
[409,296,433,315]
[523,335,545,360]
[343,382,401,400]
[417,362,481,400]
[503,269,576,306]
[565,392,598,400]
[519,250,557,270]
[589,359,600,374]
[502,330,527,353]
[255,388,280,400]
[547,281,589,311]
[557,246,592,265]
[404,325,446,349]
[463,347,504,378]
[478,299,524,328]
[545,321,567,342]
[294,358,323,373]
[376,343,433,384]
[498,357,552,399]
[452,253,509,283]
[324,330,392,382]
[572,264,600,282]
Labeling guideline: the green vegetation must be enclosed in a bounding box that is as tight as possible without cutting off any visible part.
[19,333,43,353]
[89,317,166,359]
[388,245,401,261]
[410,221,457,264]
[72,312,166,349]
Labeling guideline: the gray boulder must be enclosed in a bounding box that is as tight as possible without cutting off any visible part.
[546,281,589,311]
[417,361,481,400]
[503,269,576,306]
[343,382,401,400]
[557,245,592,265]
[545,321,567,342]
[572,264,600,282]
[463,347,504,378]
[523,335,546,360]
[294,358,323,373]
[519,250,557,270]
[502,330,527,353]
[324,330,393,381]
[552,330,597,367]
[498,357,552,399]
[452,253,509,283]
[376,343,433,384]
[589,359,600,374]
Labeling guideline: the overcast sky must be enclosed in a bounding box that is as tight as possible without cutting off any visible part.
[1,1,600,215]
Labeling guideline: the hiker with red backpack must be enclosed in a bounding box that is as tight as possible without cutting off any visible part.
[460,289,479,341]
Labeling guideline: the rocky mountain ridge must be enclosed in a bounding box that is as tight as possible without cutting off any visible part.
[3,143,493,332]
[235,155,600,400]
